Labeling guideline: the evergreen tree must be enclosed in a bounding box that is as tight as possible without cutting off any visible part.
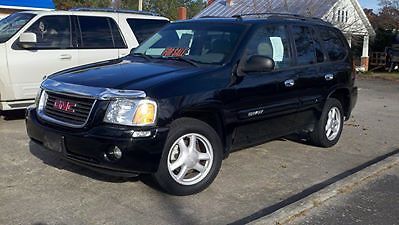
[54,0,206,19]
[53,0,112,10]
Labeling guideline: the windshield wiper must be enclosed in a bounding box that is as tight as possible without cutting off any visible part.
[163,57,200,67]
[131,53,153,61]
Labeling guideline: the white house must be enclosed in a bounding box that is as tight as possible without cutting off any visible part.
[196,0,375,70]
[0,0,54,19]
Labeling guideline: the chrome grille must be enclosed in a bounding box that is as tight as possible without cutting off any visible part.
[43,92,95,127]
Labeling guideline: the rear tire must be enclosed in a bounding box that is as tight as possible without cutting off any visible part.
[310,98,344,147]
[154,118,223,196]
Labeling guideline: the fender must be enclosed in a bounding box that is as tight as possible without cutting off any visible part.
[173,99,231,157]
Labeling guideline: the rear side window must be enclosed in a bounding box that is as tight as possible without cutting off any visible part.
[292,26,317,65]
[26,15,71,49]
[318,28,347,61]
[127,19,169,44]
[78,16,126,49]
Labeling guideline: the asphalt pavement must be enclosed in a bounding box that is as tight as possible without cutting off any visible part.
[0,78,398,225]
[293,164,399,225]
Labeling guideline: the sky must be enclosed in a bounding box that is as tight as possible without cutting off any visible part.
[359,0,380,10]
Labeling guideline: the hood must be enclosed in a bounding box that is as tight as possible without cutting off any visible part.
[50,57,207,91]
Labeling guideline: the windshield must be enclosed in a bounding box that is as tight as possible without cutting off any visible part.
[134,22,247,65]
[0,13,35,43]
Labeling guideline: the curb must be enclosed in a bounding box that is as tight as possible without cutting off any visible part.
[250,153,399,225]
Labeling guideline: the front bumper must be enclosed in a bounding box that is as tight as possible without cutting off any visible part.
[26,107,169,176]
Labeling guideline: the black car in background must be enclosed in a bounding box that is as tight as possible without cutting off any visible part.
[26,14,357,196]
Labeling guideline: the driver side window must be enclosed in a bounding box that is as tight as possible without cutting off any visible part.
[26,16,71,49]
[245,25,292,69]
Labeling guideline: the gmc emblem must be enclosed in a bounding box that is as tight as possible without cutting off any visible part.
[53,100,77,113]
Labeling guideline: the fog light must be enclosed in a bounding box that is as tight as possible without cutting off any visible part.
[104,146,122,161]
[132,131,152,138]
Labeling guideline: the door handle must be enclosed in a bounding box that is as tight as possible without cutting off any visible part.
[284,79,295,87]
[325,74,334,81]
[59,54,72,60]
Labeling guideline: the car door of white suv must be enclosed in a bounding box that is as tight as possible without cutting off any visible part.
[6,15,78,102]
[75,15,126,65]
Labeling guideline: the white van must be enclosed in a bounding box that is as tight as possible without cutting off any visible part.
[0,8,169,111]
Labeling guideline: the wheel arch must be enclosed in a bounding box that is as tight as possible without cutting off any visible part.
[327,88,351,120]
[176,108,229,158]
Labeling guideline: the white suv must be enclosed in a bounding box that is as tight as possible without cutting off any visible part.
[0,8,169,111]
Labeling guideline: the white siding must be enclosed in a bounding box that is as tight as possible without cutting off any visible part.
[323,0,368,35]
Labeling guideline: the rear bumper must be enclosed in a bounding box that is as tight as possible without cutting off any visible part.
[1,99,35,111]
[26,107,169,176]
[348,86,358,119]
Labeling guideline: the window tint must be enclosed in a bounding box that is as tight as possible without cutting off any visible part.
[292,26,316,65]
[78,16,114,48]
[318,28,347,61]
[26,15,71,49]
[127,19,169,44]
[245,25,291,69]
[109,19,126,48]
[310,27,325,63]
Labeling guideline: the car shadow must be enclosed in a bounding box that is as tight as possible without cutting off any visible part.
[230,133,314,154]
[1,109,26,120]
[284,132,312,145]
[29,141,140,183]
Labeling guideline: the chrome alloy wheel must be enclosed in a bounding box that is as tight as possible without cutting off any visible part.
[167,133,213,186]
[325,107,341,141]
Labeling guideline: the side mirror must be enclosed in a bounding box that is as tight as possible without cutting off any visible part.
[19,32,37,49]
[242,55,275,74]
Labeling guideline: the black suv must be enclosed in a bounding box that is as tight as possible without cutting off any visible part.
[26,14,357,196]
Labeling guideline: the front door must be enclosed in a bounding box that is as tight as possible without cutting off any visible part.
[230,24,301,148]
[7,15,78,101]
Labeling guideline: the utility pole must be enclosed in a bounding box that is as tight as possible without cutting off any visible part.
[138,0,143,11]
[113,0,120,9]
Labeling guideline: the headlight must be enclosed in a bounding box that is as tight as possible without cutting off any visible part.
[104,99,157,126]
[37,90,48,111]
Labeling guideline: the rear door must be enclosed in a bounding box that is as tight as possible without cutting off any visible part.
[76,15,127,65]
[290,25,325,124]
[230,24,301,148]
[316,27,351,95]
[7,15,78,101]
[291,25,350,126]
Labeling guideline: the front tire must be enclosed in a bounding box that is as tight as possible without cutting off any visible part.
[154,118,223,196]
[310,98,344,147]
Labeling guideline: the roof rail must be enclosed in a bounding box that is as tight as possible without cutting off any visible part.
[232,12,330,24]
[70,8,159,16]
[199,15,225,18]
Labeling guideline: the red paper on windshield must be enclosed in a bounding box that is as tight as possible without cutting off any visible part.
[162,48,188,57]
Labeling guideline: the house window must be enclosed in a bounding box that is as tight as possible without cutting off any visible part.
[336,9,348,23]
[341,10,345,22]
